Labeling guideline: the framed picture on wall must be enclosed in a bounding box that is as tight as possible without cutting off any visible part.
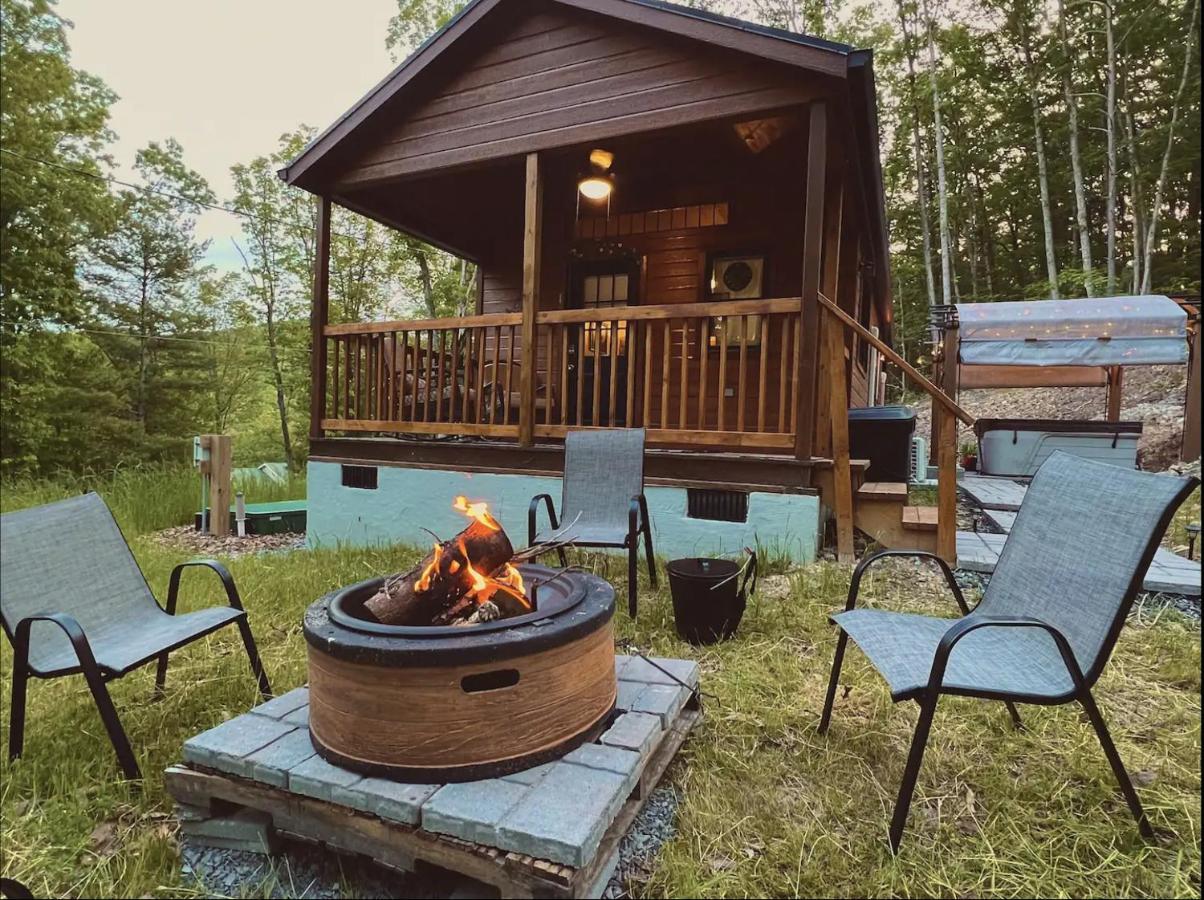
[706,252,765,348]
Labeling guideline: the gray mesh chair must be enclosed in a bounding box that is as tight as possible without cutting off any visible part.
[528,428,656,617]
[1,493,273,780]
[819,452,1198,853]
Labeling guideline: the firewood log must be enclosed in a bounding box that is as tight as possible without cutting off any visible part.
[362,518,514,625]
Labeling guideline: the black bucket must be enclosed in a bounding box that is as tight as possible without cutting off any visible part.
[666,552,757,645]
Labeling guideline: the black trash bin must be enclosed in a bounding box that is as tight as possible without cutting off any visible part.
[848,405,916,482]
[667,553,757,645]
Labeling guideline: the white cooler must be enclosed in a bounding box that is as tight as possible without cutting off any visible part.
[975,418,1142,477]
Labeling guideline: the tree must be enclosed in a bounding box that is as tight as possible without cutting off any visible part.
[1058,0,1096,294]
[194,273,262,433]
[386,0,465,61]
[896,0,938,308]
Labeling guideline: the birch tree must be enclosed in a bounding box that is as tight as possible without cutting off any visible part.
[921,0,954,304]
[897,0,937,308]
[1016,5,1061,297]
[1058,0,1095,294]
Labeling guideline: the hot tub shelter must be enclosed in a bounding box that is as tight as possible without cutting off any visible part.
[930,295,1201,462]
[283,0,963,562]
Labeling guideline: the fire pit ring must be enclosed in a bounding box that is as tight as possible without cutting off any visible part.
[303,565,617,782]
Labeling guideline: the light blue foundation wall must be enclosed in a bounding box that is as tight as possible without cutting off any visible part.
[307,461,821,561]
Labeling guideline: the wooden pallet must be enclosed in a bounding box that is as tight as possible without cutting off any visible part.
[167,704,700,899]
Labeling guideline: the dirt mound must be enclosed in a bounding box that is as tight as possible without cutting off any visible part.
[911,365,1189,470]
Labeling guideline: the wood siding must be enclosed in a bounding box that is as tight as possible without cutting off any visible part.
[336,2,819,186]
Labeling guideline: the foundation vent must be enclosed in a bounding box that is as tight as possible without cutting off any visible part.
[341,465,379,490]
[686,489,749,523]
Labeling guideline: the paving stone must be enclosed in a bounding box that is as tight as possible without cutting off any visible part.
[614,655,632,680]
[331,777,439,827]
[585,845,621,899]
[174,802,210,823]
[248,686,309,719]
[180,808,279,855]
[616,680,645,711]
[620,657,699,688]
[243,728,317,788]
[183,714,296,778]
[287,753,363,802]
[282,705,310,727]
[562,744,642,797]
[496,763,628,866]
[630,683,690,727]
[421,779,530,846]
[599,712,661,760]
[501,762,555,786]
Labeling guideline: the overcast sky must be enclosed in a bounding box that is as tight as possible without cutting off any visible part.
[58,0,399,272]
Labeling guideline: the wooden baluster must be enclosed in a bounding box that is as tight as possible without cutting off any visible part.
[660,320,671,429]
[422,330,434,423]
[408,333,419,422]
[737,317,748,431]
[624,320,636,428]
[789,319,800,435]
[642,321,653,428]
[560,325,570,426]
[717,321,728,431]
[778,316,789,432]
[490,325,501,425]
[757,316,769,432]
[461,329,470,424]
[398,332,409,422]
[473,327,484,423]
[354,335,363,419]
[697,317,709,429]
[331,336,340,419]
[575,325,585,426]
[435,330,447,424]
[678,319,689,428]
[375,334,383,420]
[504,325,516,426]
[343,337,352,421]
[592,322,602,426]
[608,319,619,426]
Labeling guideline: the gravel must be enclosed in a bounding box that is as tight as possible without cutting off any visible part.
[179,783,683,899]
[151,526,306,558]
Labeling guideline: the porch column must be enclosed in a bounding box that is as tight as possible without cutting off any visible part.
[519,152,543,448]
[936,323,959,564]
[309,195,332,441]
[795,100,827,460]
[1184,316,1201,461]
[1105,366,1124,421]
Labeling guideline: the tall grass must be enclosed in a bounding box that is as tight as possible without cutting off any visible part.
[0,465,307,535]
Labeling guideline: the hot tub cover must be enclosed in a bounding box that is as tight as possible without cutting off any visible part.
[955,295,1187,367]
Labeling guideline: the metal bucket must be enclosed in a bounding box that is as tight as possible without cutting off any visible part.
[666,552,757,645]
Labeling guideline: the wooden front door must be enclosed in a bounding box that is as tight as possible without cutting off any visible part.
[567,260,639,426]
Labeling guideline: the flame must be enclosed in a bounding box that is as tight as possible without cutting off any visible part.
[461,546,489,595]
[453,495,500,531]
[414,542,443,592]
[496,563,524,595]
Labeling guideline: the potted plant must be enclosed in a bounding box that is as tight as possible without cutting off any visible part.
[960,440,978,472]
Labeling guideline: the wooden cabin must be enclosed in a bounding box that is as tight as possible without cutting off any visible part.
[282,0,956,561]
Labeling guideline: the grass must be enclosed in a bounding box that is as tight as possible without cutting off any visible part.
[0,480,1199,897]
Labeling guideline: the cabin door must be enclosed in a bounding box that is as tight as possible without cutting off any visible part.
[566,260,638,426]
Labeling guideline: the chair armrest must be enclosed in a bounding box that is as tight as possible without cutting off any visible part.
[927,615,1086,695]
[843,549,970,615]
[167,559,244,614]
[12,612,101,673]
[628,494,651,537]
[528,494,560,546]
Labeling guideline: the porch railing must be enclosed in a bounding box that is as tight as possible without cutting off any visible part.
[319,297,802,450]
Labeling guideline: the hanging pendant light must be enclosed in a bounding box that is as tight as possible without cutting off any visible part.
[578,148,614,201]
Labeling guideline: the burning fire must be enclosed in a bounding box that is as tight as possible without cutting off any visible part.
[414,542,443,592]
[453,495,500,531]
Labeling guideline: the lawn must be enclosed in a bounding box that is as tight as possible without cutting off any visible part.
[0,480,1199,898]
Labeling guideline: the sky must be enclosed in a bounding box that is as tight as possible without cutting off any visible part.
[57,0,400,273]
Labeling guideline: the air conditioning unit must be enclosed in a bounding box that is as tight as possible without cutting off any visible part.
[909,436,936,485]
[709,255,764,300]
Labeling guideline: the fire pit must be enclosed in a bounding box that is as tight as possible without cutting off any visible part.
[303,564,617,782]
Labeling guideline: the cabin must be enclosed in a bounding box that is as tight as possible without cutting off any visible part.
[282,0,945,561]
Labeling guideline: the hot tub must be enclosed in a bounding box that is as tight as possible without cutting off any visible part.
[975,418,1143,477]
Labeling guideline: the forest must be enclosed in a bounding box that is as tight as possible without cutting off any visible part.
[1,0,1200,477]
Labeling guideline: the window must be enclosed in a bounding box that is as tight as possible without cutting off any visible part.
[341,465,378,490]
[581,271,629,354]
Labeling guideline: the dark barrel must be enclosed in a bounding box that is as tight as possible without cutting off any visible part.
[667,555,756,645]
[848,405,917,482]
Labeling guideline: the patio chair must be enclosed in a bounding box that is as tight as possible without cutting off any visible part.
[1,492,273,781]
[818,452,1198,853]
[528,427,657,617]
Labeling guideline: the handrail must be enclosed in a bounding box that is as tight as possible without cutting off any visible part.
[816,291,974,427]
[325,311,522,335]
[536,297,800,325]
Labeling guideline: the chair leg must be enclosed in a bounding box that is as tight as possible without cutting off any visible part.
[818,631,849,735]
[79,664,141,781]
[888,691,940,854]
[1079,687,1154,838]
[627,542,638,618]
[556,546,568,568]
[8,661,29,763]
[154,652,169,699]
[642,524,657,587]
[1005,701,1023,730]
[236,617,273,702]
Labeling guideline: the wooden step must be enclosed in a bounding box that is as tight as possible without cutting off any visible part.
[856,481,908,502]
[901,506,939,531]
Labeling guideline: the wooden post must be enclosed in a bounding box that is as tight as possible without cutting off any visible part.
[795,100,827,460]
[1105,366,1124,421]
[519,152,543,447]
[203,434,233,537]
[936,325,959,564]
[310,196,331,441]
[1184,320,1201,461]
[825,311,854,562]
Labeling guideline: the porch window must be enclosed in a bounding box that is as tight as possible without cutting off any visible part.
[582,272,629,354]
[709,315,762,349]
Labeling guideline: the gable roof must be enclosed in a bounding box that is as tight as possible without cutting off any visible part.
[279,0,859,189]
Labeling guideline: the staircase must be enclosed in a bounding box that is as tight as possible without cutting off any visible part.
[815,461,940,555]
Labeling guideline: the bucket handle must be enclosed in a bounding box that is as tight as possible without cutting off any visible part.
[738,547,757,601]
